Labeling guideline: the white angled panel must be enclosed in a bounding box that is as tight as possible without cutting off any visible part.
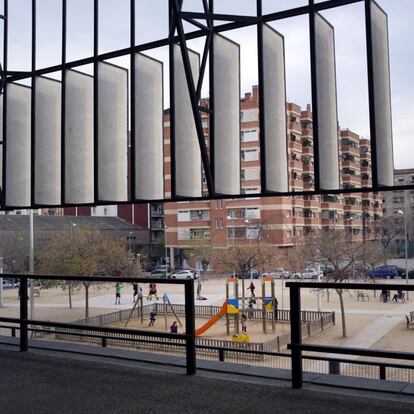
[98,62,128,202]
[6,83,31,207]
[262,24,288,192]
[65,70,94,204]
[174,45,201,198]
[134,53,164,200]
[314,13,340,190]
[35,77,61,205]
[214,34,240,195]
[370,1,394,187]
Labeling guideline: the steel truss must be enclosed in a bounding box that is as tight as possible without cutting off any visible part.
[0,0,404,210]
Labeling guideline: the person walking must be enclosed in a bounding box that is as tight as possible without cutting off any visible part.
[148,283,157,300]
[149,308,157,327]
[132,282,139,302]
[170,321,178,333]
[196,280,202,300]
[247,281,256,297]
[241,313,248,333]
[114,283,123,305]
[248,296,256,320]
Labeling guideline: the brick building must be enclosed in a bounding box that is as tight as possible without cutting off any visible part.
[161,86,381,270]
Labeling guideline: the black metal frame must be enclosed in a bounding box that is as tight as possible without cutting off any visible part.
[286,281,414,388]
[1,279,414,386]
[0,273,196,375]
[0,0,400,210]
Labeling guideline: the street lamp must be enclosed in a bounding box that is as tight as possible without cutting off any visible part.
[226,215,235,246]
[163,224,168,267]
[397,209,409,299]
[245,219,252,245]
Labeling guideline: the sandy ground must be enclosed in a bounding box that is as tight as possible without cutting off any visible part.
[115,314,289,343]
[1,277,413,349]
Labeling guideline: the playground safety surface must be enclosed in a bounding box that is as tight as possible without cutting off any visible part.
[0,343,413,414]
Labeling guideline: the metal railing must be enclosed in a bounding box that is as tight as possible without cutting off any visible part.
[0,274,196,375]
[1,276,414,388]
[1,322,413,383]
[286,282,414,388]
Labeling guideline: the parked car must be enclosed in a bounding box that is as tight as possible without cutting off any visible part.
[169,270,199,280]
[1,280,14,289]
[405,269,414,279]
[291,268,323,280]
[393,266,406,277]
[234,272,260,279]
[262,269,290,279]
[149,268,170,279]
[365,265,398,279]
[320,266,334,277]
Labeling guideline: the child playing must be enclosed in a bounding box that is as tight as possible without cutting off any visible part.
[149,308,157,327]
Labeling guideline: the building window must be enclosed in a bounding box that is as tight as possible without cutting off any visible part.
[241,148,258,161]
[241,129,258,142]
[215,218,224,229]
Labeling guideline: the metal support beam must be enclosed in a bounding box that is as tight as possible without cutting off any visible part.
[172,0,214,196]
[289,285,303,388]
[184,279,196,375]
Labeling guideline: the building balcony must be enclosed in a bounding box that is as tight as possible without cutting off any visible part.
[292,217,305,226]
[321,218,344,227]
[302,163,313,173]
[292,197,304,208]
[342,175,361,186]
[289,179,303,189]
[304,217,321,226]
[303,181,314,191]
[304,200,320,209]
[342,160,360,170]
[289,141,302,152]
[301,128,313,138]
[344,219,362,227]
[344,203,362,213]
[341,145,360,157]
[361,179,372,188]
[288,122,302,134]
[321,202,343,210]
[302,146,313,156]
[289,160,303,170]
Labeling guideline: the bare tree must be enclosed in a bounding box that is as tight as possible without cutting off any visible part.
[376,216,402,251]
[303,230,385,337]
[37,227,142,318]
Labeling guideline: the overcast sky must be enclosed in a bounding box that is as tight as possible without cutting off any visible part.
[5,0,414,169]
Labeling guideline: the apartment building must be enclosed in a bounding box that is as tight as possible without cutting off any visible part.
[162,86,381,269]
[382,169,414,256]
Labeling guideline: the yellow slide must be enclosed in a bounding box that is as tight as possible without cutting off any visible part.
[195,302,227,336]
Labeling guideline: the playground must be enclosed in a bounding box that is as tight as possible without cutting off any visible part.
[1,276,413,353]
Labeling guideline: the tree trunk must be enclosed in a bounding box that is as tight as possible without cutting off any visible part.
[68,283,72,309]
[84,283,90,320]
[336,288,347,337]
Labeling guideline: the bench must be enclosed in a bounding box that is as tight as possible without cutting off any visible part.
[356,291,369,301]
[405,311,414,329]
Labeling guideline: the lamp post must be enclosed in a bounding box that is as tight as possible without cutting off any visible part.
[29,210,34,320]
[163,224,168,267]
[226,215,235,247]
[397,209,409,299]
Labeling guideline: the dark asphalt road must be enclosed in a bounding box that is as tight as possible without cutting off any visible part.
[0,349,413,414]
